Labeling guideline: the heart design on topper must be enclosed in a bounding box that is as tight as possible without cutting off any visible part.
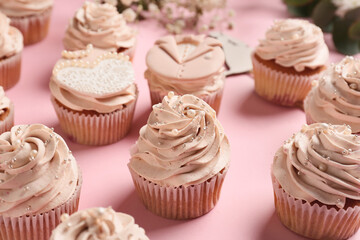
[53,53,134,98]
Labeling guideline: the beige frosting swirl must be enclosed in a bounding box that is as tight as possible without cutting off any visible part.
[0,12,23,58]
[0,124,79,218]
[50,207,149,240]
[128,93,230,187]
[50,50,137,114]
[63,1,136,52]
[256,19,329,72]
[305,56,360,133]
[0,0,53,17]
[272,123,360,208]
[0,87,11,118]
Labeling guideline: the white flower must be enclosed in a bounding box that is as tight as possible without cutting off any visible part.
[148,3,159,14]
[121,0,133,6]
[332,0,360,17]
[196,0,226,12]
[122,8,137,22]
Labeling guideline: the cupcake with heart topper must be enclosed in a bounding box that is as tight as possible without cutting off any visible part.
[49,48,138,145]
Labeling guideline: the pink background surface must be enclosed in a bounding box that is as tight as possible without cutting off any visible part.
[5,0,360,239]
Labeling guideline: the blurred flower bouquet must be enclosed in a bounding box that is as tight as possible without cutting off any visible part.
[283,0,360,55]
[97,0,235,34]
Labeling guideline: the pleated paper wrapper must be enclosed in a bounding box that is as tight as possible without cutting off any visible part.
[252,54,321,107]
[0,103,14,134]
[149,88,223,114]
[9,7,52,45]
[130,167,228,220]
[52,96,137,146]
[0,171,82,240]
[0,52,21,90]
[272,175,360,239]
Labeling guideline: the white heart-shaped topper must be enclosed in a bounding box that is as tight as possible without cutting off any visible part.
[54,57,134,98]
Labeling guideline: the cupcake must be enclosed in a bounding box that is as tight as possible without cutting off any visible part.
[145,34,226,113]
[63,1,137,60]
[0,0,53,45]
[128,92,230,219]
[272,123,360,239]
[0,12,23,90]
[0,87,14,134]
[50,207,149,240]
[305,56,360,133]
[0,124,82,240]
[252,19,329,107]
[50,50,138,145]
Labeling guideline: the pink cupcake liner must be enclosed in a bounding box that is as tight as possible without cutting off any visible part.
[0,52,22,90]
[9,7,52,45]
[129,167,228,220]
[272,174,360,239]
[0,103,14,134]
[51,95,137,145]
[0,170,82,240]
[252,54,322,107]
[149,88,224,114]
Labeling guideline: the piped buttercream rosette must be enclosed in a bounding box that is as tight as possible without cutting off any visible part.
[0,124,80,218]
[63,1,136,53]
[256,19,329,72]
[128,92,230,219]
[305,56,360,133]
[273,123,360,209]
[130,92,230,187]
[50,207,149,240]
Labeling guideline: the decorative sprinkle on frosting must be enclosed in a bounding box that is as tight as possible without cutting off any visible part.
[305,56,360,133]
[128,92,230,187]
[0,124,79,218]
[256,19,329,72]
[272,123,360,208]
[61,44,93,59]
[50,207,149,240]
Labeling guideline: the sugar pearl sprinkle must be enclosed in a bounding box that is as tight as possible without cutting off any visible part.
[60,213,70,222]
[61,44,93,59]
[167,91,175,99]
[54,53,133,97]
[187,109,196,118]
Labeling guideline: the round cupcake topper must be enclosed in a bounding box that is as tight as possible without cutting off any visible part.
[53,52,134,98]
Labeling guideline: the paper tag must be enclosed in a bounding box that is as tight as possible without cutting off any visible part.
[209,32,253,76]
